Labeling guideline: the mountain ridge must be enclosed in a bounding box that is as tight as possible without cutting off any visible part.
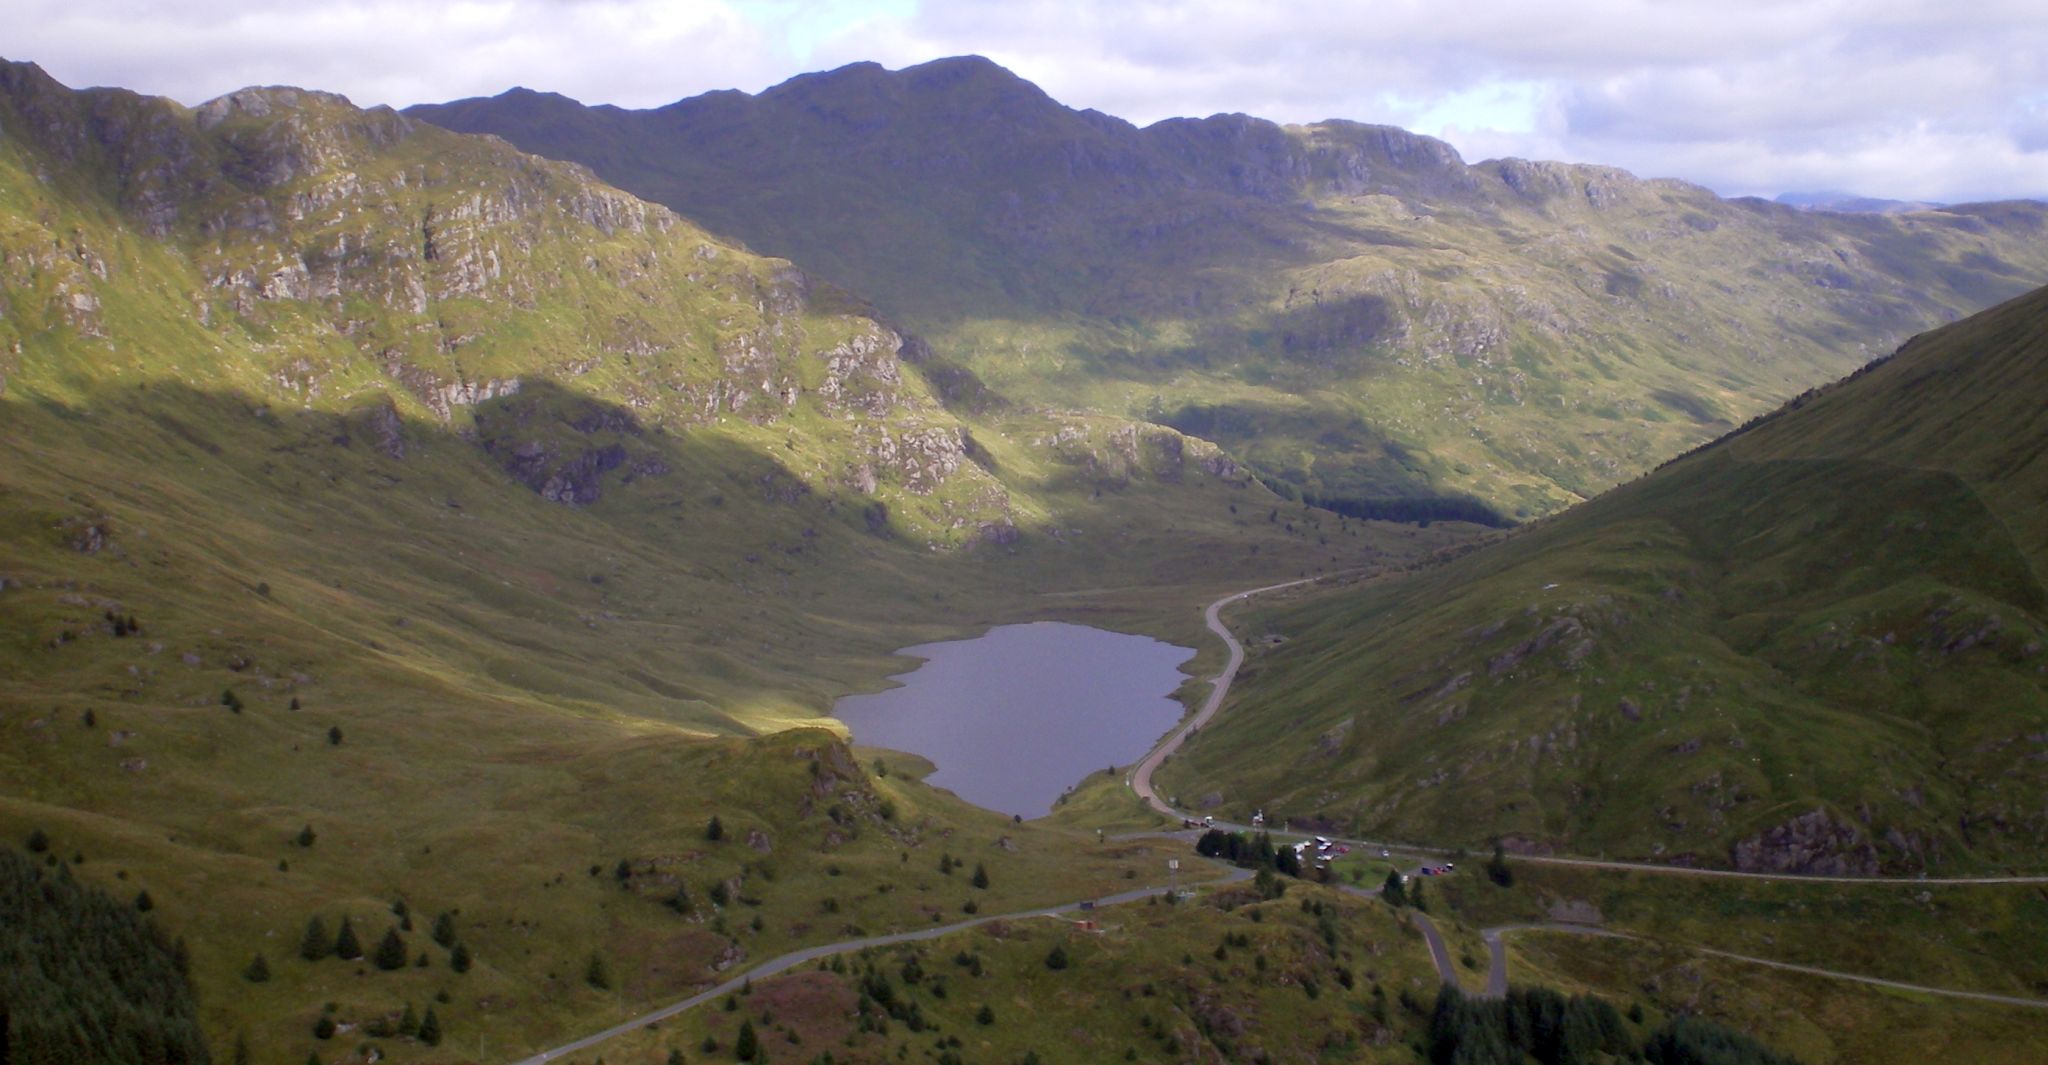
[408,55,2048,519]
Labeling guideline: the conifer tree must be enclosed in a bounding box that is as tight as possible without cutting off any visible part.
[244,952,271,982]
[334,916,363,960]
[971,863,989,889]
[451,941,473,973]
[399,1001,420,1036]
[134,889,154,911]
[296,824,317,847]
[1382,869,1407,907]
[735,1018,759,1061]
[417,1006,443,1046]
[1487,842,1514,887]
[375,926,407,970]
[301,915,331,961]
[706,815,724,841]
[25,826,49,852]
[327,725,343,745]
[586,952,611,990]
[432,910,457,948]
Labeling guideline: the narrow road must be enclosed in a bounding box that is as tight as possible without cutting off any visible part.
[1130,577,1320,816]
[511,867,1253,1064]
[1125,578,2048,888]
[1509,853,2048,886]
[1477,923,2048,1010]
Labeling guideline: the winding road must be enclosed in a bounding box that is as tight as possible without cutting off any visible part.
[1129,577,1320,816]
[515,576,2048,1061]
[513,869,1255,1064]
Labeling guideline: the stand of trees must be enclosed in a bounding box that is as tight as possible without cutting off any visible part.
[1427,984,1803,1065]
[1300,492,1515,529]
[1193,829,1309,881]
[0,847,211,1064]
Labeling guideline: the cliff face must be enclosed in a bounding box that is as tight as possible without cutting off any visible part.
[0,60,1014,539]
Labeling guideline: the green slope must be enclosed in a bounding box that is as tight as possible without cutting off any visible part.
[0,61,1470,1062]
[1159,284,2048,874]
[409,56,2048,518]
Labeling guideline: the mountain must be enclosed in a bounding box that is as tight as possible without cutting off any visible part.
[1158,282,2048,874]
[411,57,2048,520]
[0,59,1459,1060]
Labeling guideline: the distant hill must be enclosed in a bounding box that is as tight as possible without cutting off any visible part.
[412,57,2048,518]
[1159,283,2048,874]
[1774,191,1950,214]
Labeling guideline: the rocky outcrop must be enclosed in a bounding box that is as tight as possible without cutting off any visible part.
[1729,808,1881,876]
[492,439,628,504]
[1486,616,1588,677]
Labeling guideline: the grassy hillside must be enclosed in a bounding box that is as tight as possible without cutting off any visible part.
[0,61,1471,1063]
[410,56,2048,518]
[1159,284,2048,874]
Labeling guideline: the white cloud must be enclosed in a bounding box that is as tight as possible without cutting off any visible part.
[8,0,2046,200]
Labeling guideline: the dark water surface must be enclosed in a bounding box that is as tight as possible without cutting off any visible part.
[834,621,1195,819]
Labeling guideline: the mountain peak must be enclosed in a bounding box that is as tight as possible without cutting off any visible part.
[194,85,357,128]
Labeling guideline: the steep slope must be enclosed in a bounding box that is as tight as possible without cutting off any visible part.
[1159,284,2048,875]
[0,61,1457,1062]
[411,56,2048,518]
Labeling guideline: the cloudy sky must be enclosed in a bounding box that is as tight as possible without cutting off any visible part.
[13,0,2047,202]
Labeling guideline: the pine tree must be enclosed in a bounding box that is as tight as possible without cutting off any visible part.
[301,915,331,961]
[1382,869,1406,907]
[586,952,611,990]
[296,824,316,847]
[233,1032,252,1065]
[705,815,724,841]
[327,725,343,745]
[667,1050,685,1065]
[334,916,363,960]
[417,1006,443,1046]
[134,889,154,911]
[399,1002,420,1036]
[735,1019,759,1060]
[1044,944,1069,970]
[25,826,49,852]
[244,952,271,982]
[971,863,989,889]
[222,688,243,713]
[374,926,407,970]
[432,911,457,948]
[450,941,473,973]
[976,1004,995,1025]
